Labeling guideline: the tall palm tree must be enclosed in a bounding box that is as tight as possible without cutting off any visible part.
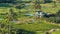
[7,9,16,21]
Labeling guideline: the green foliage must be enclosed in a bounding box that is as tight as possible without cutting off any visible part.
[0,0,15,3]
[0,0,60,34]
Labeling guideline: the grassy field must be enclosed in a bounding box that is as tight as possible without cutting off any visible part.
[0,2,60,34]
[0,3,60,13]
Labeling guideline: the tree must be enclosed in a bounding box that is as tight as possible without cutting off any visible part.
[56,10,60,17]
[0,0,15,3]
[7,9,16,21]
[43,0,52,3]
[34,0,41,9]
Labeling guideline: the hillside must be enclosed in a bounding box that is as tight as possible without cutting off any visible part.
[0,0,60,34]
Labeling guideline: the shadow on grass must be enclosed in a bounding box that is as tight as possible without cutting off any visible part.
[16,29,36,34]
[0,3,12,7]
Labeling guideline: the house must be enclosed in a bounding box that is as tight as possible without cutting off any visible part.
[24,10,55,18]
[35,11,46,18]
[35,11,55,18]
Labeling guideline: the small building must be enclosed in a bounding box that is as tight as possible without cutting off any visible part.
[35,11,53,18]
[35,11,45,18]
[24,10,55,18]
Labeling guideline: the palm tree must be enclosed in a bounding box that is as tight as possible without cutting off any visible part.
[34,0,41,10]
[7,9,17,21]
[7,9,14,21]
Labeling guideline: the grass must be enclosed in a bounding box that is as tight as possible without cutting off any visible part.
[41,3,60,13]
[0,2,60,34]
[13,20,60,34]
[52,30,60,34]
[0,3,60,14]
